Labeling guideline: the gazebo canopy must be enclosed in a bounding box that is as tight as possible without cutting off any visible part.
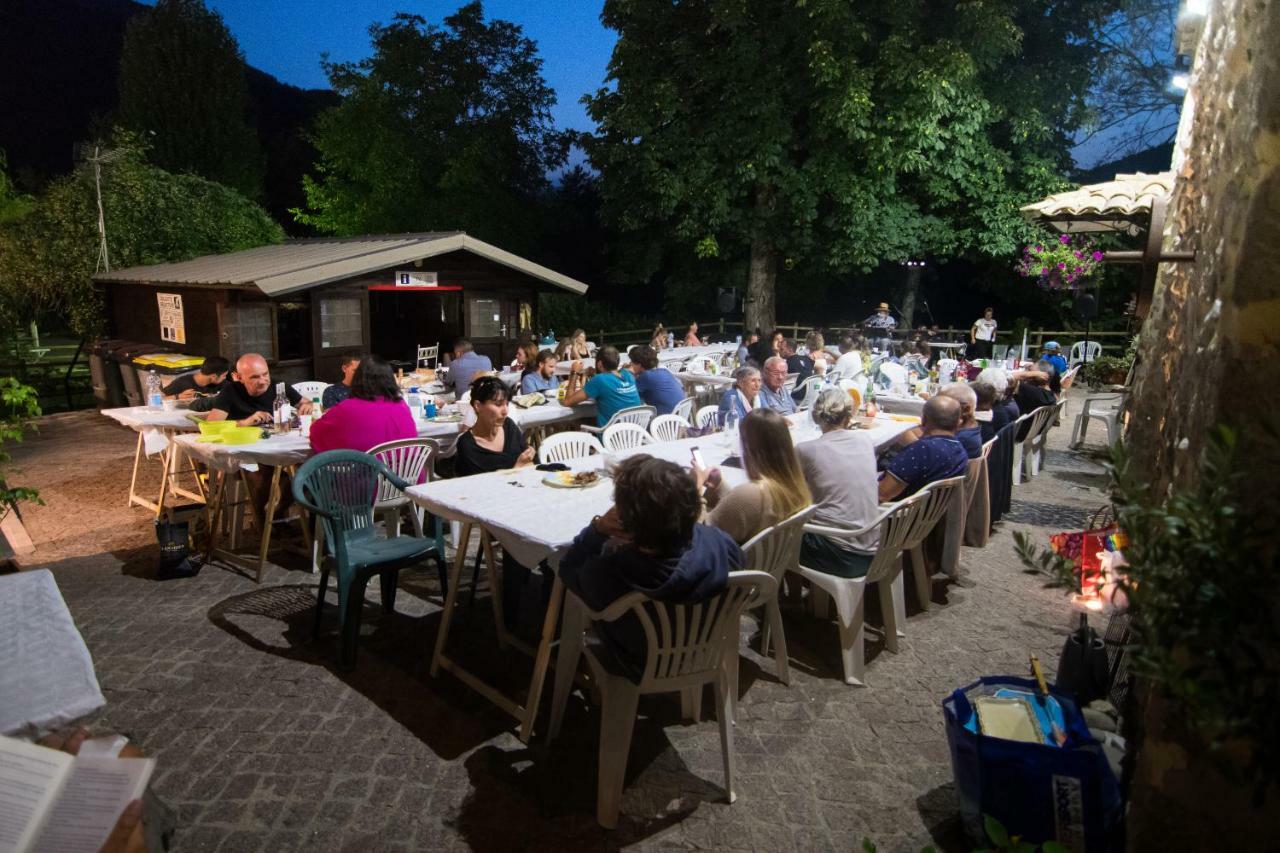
[1020,172,1175,235]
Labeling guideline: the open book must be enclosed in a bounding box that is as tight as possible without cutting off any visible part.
[0,736,154,853]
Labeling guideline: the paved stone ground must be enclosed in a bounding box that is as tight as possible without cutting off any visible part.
[9,399,1113,852]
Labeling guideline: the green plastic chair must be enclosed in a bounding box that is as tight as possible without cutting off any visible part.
[292,450,442,668]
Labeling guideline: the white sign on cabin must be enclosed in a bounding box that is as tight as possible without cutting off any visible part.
[157,293,185,344]
[396,270,438,287]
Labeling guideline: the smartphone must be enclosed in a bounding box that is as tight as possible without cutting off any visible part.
[690,447,705,469]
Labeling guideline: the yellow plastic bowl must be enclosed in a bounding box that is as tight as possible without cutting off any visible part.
[198,419,239,436]
[220,426,263,445]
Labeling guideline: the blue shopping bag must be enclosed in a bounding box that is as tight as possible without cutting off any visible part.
[942,676,1123,852]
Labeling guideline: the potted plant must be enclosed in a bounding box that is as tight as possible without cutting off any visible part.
[1016,234,1104,291]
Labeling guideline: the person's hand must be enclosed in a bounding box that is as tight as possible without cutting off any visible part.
[296,398,313,415]
[38,727,89,755]
[592,506,629,540]
[100,799,145,853]
[515,446,535,468]
[177,388,197,401]
[704,467,722,492]
[570,359,584,375]
[237,410,271,427]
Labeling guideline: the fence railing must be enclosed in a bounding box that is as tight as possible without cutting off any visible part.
[592,320,1131,356]
[0,335,93,414]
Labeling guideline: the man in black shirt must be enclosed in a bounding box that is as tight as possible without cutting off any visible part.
[162,357,230,402]
[207,353,311,426]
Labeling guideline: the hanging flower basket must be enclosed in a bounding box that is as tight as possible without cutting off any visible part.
[1016,234,1104,291]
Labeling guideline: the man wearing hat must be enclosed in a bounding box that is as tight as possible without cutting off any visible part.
[1041,341,1068,377]
[862,302,897,352]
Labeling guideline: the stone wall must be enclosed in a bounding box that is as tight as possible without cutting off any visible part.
[1127,0,1280,502]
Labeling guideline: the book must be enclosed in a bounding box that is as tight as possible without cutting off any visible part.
[975,696,1046,744]
[0,735,154,853]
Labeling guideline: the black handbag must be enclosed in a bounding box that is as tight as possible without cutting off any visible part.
[155,513,201,580]
[1056,614,1111,705]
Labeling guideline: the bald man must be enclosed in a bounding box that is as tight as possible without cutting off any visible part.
[207,353,312,426]
[878,395,968,502]
[938,382,983,458]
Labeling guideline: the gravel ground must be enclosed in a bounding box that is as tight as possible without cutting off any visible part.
[8,399,1114,852]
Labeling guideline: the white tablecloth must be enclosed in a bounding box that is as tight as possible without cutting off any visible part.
[406,412,918,569]
[873,393,927,416]
[0,570,105,735]
[102,406,199,455]
[550,343,737,376]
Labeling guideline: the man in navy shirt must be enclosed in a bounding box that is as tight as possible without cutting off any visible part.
[627,345,686,415]
[879,395,968,501]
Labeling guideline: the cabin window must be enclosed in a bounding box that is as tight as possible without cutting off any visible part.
[318,295,363,349]
[220,303,275,361]
[276,301,310,360]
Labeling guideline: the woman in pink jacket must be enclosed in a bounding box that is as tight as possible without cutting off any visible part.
[309,355,416,454]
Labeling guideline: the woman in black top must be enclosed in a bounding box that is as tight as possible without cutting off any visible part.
[453,376,538,630]
[455,376,535,475]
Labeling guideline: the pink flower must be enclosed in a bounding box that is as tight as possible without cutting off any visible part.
[1092,251,1103,261]
[1059,234,1071,244]
[1057,262,1066,269]
[1041,267,1049,274]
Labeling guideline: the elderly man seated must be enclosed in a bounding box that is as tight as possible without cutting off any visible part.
[878,395,968,502]
[759,356,798,414]
[938,383,983,458]
[206,353,311,425]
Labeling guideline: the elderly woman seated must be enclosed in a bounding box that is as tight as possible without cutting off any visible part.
[718,365,763,423]
[795,388,881,578]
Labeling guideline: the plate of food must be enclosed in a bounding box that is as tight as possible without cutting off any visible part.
[428,412,464,423]
[542,470,606,489]
[511,391,547,409]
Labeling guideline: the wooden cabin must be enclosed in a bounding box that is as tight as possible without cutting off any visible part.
[94,233,588,385]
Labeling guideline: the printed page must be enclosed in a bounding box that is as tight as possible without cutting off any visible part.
[0,737,73,853]
[32,757,154,853]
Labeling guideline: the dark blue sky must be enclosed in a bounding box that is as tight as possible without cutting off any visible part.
[200,1,615,136]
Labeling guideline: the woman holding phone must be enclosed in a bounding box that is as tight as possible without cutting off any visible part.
[690,408,811,544]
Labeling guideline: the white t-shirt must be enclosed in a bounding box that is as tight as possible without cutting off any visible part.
[834,350,864,378]
[973,317,998,341]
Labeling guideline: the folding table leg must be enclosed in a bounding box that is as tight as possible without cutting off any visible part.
[431,522,472,678]
[127,431,147,509]
[549,589,588,740]
[481,532,508,651]
[254,465,284,583]
[518,575,564,743]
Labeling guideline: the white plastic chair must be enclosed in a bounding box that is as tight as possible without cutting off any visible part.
[602,422,654,453]
[671,396,695,424]
[538,431,605,464]
[963,439,996,548]
[581,405,656,437]
[293,381,330,401]
[782,372,799,394]
[878,361,908,391]
[900,476,966,613]
[1013,404,1058,484]
[695,404,720,430]
[1069,340,1102,366]
[1071,392,1125,449]
[548,571,777,828]
[792,494,933,686]
[417,344,439,369]
[648,414,688,442]
[936,359,959,384]
[738,506,816,688]
[795,375,825,410]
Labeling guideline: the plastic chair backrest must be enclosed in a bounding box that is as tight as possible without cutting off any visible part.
[694,405,720,430]
[797,375,825,410]
[783,373,799,393]
[538,431,604,464]
[592,571,776,691]
[603,422,653,453]
[293,450,402,558]
[649,414,688,442]
[608,405,657,431]
[1025,405,1057,444]
[1069,340,1102,365]
[879,361,908,389]
[369,438,438,504]
[672,397,695,423]
[417,344,439,369]
[682,356,718,375]
[293,381,330,401]
[863,495,932,584]
[901,475,965,549]
[741,505,816,586]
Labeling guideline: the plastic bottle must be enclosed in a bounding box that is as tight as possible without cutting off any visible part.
[311,396,322,418]
[272,382,290,432]
[425,396,438,419]
[145,369,163,410]
[406,386,421,419]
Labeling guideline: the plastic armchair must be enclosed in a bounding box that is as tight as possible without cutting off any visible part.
[782,372,799,394]
[1071,392,1125,450]
[694,405,720,430]
[293,381,330,401]
[738,505,816,688]
[648,414,688,442]
[369,437,448,592]
[548,571,777,828]
[963,439,997,547]
[292,450,442,668]
[899,476,966,613]
[581,405,656,437]
[538,431,604,464]
[602,421,654,453]
[672,396,695,424]
[417,344,439,370]
[795,375,825,410]
[1018,403,1061,482]
[1069,340,1102,366]
[794,495,932,686]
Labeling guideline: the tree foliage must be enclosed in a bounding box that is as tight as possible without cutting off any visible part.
[295,2,569,254]
[117,0,264,198]
[0,377,42,509]
[587,0,1119,330]
[0,130,283,338]
[0,152,33,226]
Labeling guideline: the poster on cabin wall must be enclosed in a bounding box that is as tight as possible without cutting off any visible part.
[396,270,438,287]
[157,293,185,344]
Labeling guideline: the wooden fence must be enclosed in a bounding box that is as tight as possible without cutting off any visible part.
[593,319,1130,357]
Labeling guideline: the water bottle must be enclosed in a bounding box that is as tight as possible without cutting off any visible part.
[723,405,739,450]
[145,369,163,410]
[272,382,290,432]
[311,396,322,418]
[425,396,437,420]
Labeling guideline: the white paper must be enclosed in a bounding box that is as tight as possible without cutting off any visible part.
[33,757,153,853]
[0,738,72,853]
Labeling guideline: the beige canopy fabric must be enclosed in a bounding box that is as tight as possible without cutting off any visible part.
[1020,172,1174,235]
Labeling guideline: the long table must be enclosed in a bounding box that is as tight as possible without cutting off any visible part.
[102,406,206,514]
[405,411,919,740]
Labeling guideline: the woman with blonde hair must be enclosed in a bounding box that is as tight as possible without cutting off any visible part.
[805,330,833,371]
[692,408,811,544]
[568,328,591,359]
[650,323,669,350]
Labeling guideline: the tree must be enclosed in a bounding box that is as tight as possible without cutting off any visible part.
[0,152,32,225]
[587,0,1118,332]
[117,0,264,198]
[295,2,569,253]
[0,130,282,338]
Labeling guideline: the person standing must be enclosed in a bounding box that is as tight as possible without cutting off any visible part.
[862,302,897,352]
[970,307,998,359]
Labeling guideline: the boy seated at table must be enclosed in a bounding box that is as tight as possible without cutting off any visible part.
[559,455,744,679]
[162,356,229,411]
